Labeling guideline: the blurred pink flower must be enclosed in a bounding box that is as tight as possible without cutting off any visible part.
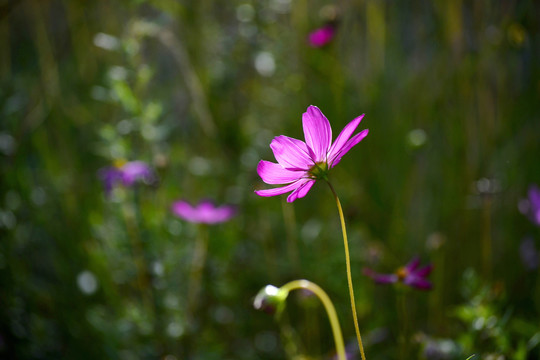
[519,185,540,226]
[98,160,155,195]
[363,257,433,290]
[255,105,368,202]
[308,24,336,47]
[171,200,236,224]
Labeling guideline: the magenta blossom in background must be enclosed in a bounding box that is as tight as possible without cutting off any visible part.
[98,161,155,195]
[308,24,336,47]
[171,200,236,224]
[519,185,540,226]
[254,105,368,203]
[363,257,433,290]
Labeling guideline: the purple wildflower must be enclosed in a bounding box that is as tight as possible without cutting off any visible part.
[255,105,368,203]
[171,200,236,224]
[363,257,433,290]
[98,160,155,195]
[519,185,540,226]
[308,24,336,47]
[119,161,155,186]
[98,167,123,195]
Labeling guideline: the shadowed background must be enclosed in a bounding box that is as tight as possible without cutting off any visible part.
[1,0,539,359]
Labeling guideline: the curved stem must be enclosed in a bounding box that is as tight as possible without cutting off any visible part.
[281,280,346,360]
[326,181,367,360]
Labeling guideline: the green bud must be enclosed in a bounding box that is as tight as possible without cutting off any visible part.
[253,285,289,315]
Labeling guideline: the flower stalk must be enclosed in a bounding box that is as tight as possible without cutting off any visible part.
[327,181,367,360]
[256,280,346,360]
[187,224,209,322]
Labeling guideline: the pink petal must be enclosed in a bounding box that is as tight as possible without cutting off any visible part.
[308,25,335,48]
[302,106,332,162]
[257,160,304,185]
[171,201,197,222]
[286,180,315,203]
[405,257,421,272]
[327,114,364,162]
[329,129,369,168]
[414,264,433,277]
[196,201,217,223]
[363,268,398,284]
[254,179,307,197]
[270,136,313,170]
[404,276,432,290]
[206,205,236,224]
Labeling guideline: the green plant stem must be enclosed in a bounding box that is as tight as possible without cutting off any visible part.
[396,290,408,360]
[187,224,208,323]
[327,181,367,360]
[281,279,346,360]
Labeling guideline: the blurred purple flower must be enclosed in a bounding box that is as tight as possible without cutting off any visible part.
[98,160,155,195]
[519,185,540,226]
[255,105,368,203]
[308,24,336,47]
[171,200,236,224]
[363,257,433,290]
[520,237,539,270]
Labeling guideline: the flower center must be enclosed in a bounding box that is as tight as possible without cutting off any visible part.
[308,161,329,180]
[113,159,127,169]
[395,267,409,281]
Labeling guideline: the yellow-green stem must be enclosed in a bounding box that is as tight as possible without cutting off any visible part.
[281,280,346,360]
[327,181,367,360]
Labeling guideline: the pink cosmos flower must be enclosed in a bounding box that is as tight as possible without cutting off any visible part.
[254,105,368,203]
[363,257,433,290]
[308,24,336,47]
[171,200,236,224]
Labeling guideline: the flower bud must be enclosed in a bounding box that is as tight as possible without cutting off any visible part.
[253,285,288,315]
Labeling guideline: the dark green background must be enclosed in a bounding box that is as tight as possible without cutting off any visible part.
[1,0,539,359]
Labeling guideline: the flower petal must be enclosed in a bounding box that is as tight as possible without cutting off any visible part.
[404,275,432,290]
[363,268,398,284]
[255,179,307,197]
[286,180,315,203]
[327,114,364,162]
[98,167,122,195]
[270,136,313,170]
[205,205,236,224]
[302,105,332,162]
[171,201,197,222]
[121,161,154,186]
[308,25,335,48]
[529,185,540,207]
[414,264,433,277]
[257,160,304,185]
[405,257,421,272]
[329,129,369,168]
